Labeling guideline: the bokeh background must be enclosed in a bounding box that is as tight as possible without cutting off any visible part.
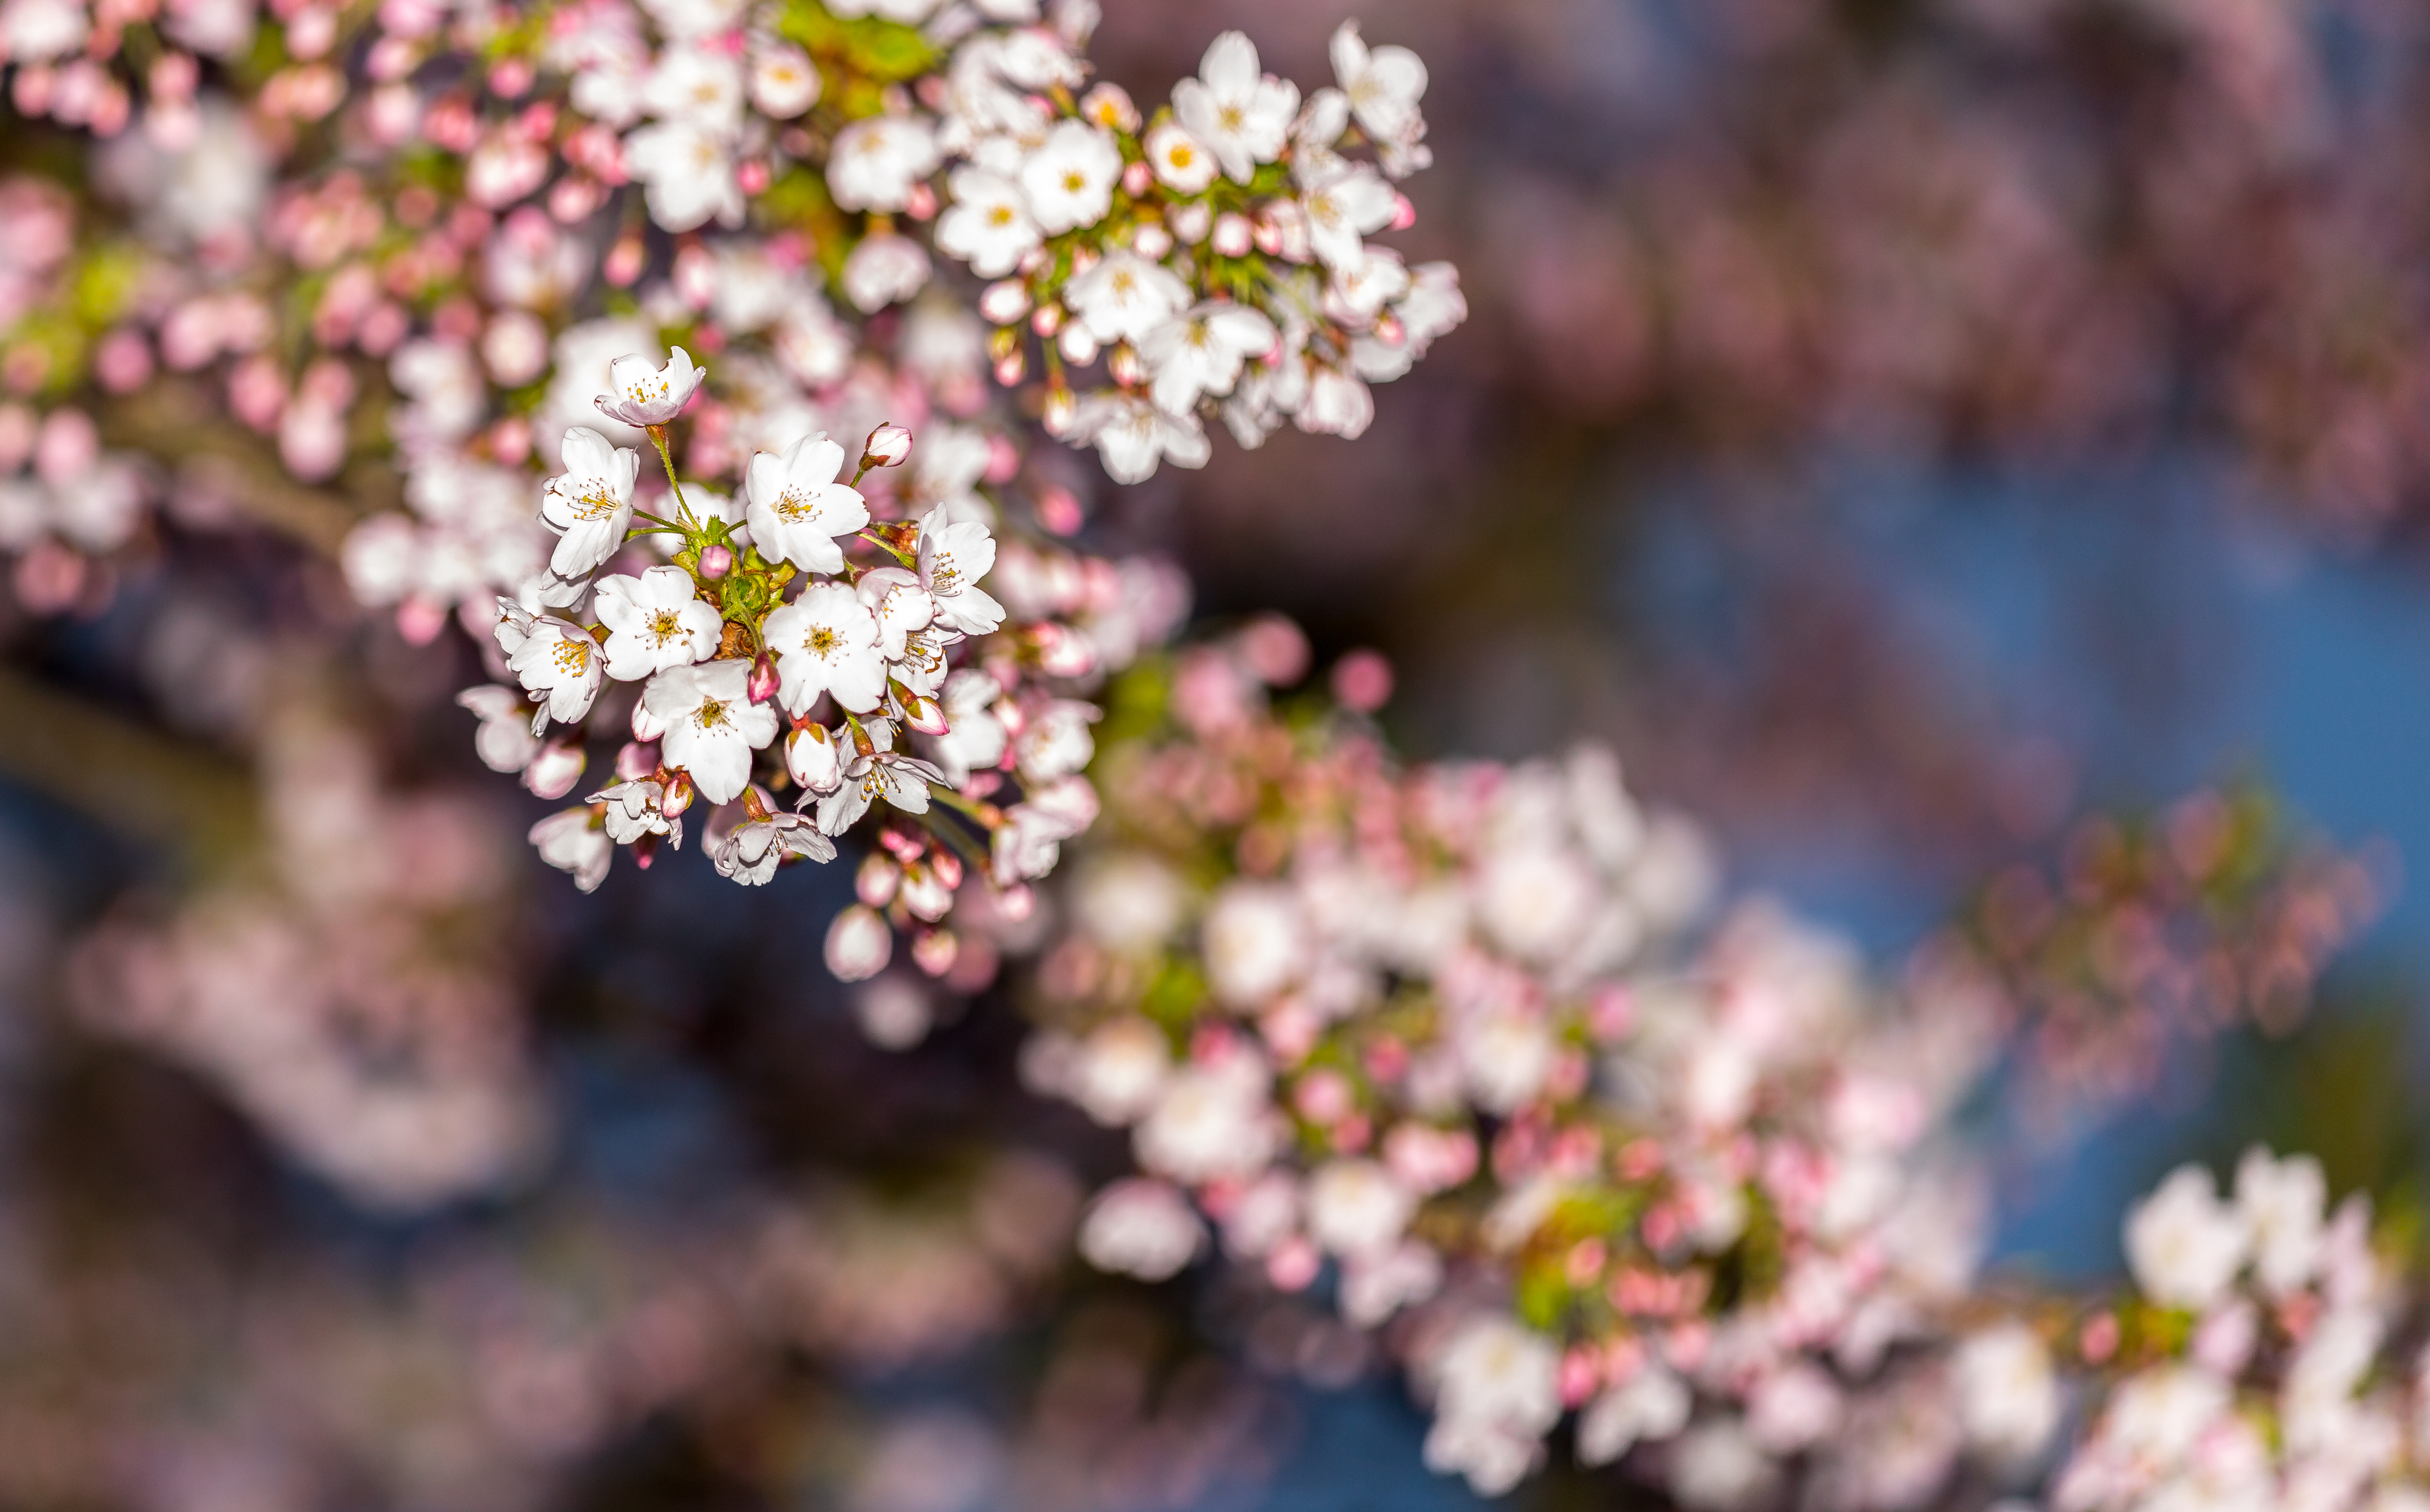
[8,0,2430,1507]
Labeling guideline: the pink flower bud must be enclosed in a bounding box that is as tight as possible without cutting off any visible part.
[824,904,893,982]
[1330,648,1394,713]
[896,687,948,735]
[1131,223,1173,259]
[747,652,779,704]
[978,280,1030,326]
[699,543,734,579]
[1211,213,1253,258]
[1121,160,1153,197]
[992,350,1026,387]
[1033,487,1082,536]
[522,740,587,800]
[615,740,659,780]
[860,424,912,469]
[632,696,668,743]
[786,724,841,793]
[604,235,646,287]
[486,56,532,97]
[856,852,901,907]
[910,927,959,977]
[661,770,695,816]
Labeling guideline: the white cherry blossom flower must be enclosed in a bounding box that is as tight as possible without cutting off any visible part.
[744,431,868,573]
[1144,120,1218,195]
[1330,20,1428,157]
[530,808,613,892]
[1578,1366,1693,1466]
[641,45,744,134]
[1141,302,1277,415]
[816,745,946,834]
[923,669,1006,785]
[824,903,893,980]
[1064,250,1190,345]
[595,565,721,680]
[1018,119,1121,234]
[1079,1179,1204,1281]
[1069,390,1211,483]
[712,806,835,884]
[747,41,821,118]
[1014,698,1097,781]
[1954,1324,2059,1464]
[827,115,941,212]
[538,426,639,581]
[762,582,886,716]
[1300,158,1397,272]
[457,685,542,773]
[915,505,1003,635]
[595,347,706,428]
[2125,1164,2251,1312]
[1306,1159,1415,1259]
[1171,32,1299,185]
[856,565,937,659]
[591,778,683,848]
[506,615,605,727]
[935,167,1040,278]
[622,121,744,231]
[646,658,779,806]
[840,232,932,313]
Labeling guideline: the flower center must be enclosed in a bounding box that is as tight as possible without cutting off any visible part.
[649,609,682,642]
[808,626,839,656]
[554,639,591,674]
[696,697,728,728]
[1217,103,1244,132]
[1063,170,1086,192]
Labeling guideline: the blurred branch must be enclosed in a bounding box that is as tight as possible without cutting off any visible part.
[95,379,370,558]
[0,666,258,867]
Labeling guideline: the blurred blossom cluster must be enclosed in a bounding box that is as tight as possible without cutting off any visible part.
[1416,0,2430,536]
[71,708,547,1209]
[1929,785,2390,1141]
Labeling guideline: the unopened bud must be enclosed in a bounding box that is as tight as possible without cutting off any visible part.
[1106,342,1142,386]
[995,883,1034,922]
[699,543,734,579]
[896,685,948,735]
[786,724,842,793]
[929,848,963,891]
[615,740,660,780]
[1029,302,1064,338]
[824,904,893,981]
[1041,385,1076,437]
[911,927,959,977]
[1057,324,1099,366]
[631,696,668,743]
[1212,212,1253,258]
[857,851,901,907]
[1167,200,1213,244]
[861,423,912,469]
[979,279,1031,325]
[1131,223,1173,260]
[992,349,1026,387]
[522,740,587,800]
[747,652,779,704]
[661,770,696,816]
[1120,160,1153,197]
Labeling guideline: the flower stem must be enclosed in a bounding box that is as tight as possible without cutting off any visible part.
[646,425,698,530]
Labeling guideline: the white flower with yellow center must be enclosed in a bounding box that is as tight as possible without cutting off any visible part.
[935,167,1040,278]
[644,658,778,806]
[827,114,941,213]
[505,615,605,727]
[593,346,706,427]
[914,505,1003,635]
[594,564,722,681]
[1064,250,1191,346]
[1330,21,1428,156]
[1144,120,1218,195]
[1018,119,1121,235]
[1171,31,1299,185]
[761,583,886,717]
[537,426,639,581]
[743,432,867,574]
[1141,301,1277,416]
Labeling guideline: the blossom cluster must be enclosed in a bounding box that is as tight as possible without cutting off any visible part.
[1005,621,2071,1502]
[475,353,1185,987]
[0,0,1460,626]
[924,25,1465,480]
[1934,784,2386,1139]
[2045,1149,2430,1512]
